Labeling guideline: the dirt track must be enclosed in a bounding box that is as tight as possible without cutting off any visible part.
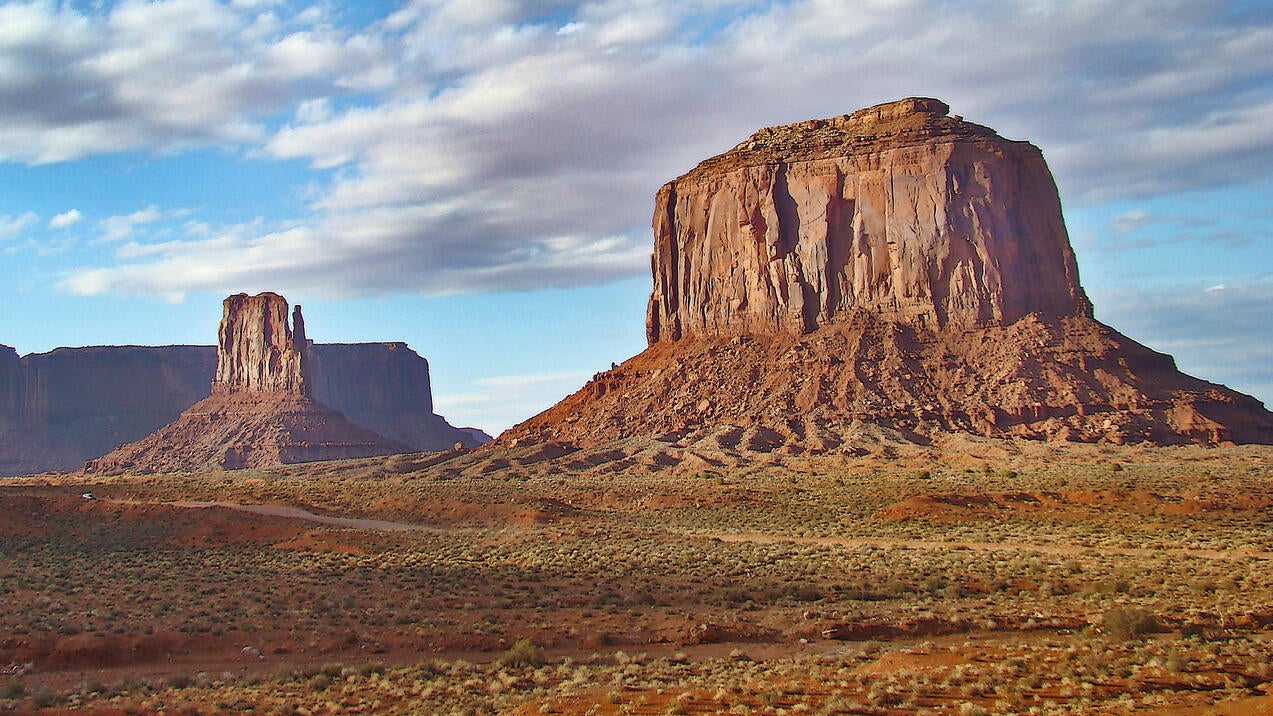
[115,498,1273,562]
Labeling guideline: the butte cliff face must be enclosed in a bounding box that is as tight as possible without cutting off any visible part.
[647,97,1090,342]
[506,98,1273,449]
[212,293,309,394]
[85,293,411,474]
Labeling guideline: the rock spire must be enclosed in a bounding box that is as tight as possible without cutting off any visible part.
[212,292,308,394]
[85,292,411,474]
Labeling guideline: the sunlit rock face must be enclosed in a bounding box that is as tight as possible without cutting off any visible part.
[647,97,1091,343]
[212,292,309,395]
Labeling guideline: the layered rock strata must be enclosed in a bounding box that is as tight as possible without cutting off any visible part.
[507,98,1273,448]
[85,293,409,474]
[647,97,1090,342]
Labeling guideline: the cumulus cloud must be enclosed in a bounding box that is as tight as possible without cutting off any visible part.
[0,0,391,163]
[26,0,1273,301]
[48,209,83,228]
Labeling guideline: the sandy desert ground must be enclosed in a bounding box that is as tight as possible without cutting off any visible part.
[2,435,1272,714]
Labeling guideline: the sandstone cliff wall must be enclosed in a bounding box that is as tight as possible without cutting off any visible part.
[647,98,1091,343]
[213,292,307,394]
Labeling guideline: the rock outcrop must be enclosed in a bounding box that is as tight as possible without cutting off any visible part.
[1,340,484,477]
[85,293,410,474]
[506,98,1273,449]
[212,293,309,394]
[647,97,1090,342]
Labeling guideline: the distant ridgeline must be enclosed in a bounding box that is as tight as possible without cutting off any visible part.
[1,305,488,476]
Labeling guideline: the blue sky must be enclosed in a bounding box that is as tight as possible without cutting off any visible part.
[1,0,1271,434]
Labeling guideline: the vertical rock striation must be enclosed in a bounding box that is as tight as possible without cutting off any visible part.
[647,98,1091,343]
[212,292,307,394]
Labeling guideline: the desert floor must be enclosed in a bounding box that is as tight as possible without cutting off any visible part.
[1,436,1271,714]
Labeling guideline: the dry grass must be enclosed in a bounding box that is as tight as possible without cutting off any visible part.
[0,438,1270,713]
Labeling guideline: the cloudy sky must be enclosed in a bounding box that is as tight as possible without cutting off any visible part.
[1,0,1271,434]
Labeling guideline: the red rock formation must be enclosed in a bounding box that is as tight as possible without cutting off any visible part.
[505,98,1273,448]
[0,340,483,476]
[647,97,1091,342]
[212,292,307,394]
[85,293,410,474]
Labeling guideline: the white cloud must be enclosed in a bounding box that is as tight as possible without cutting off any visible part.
[0,0,391,163]
[98,206,165,242]
[28,1,1273,305]
[48,209,83,229]
[0,212,38,240]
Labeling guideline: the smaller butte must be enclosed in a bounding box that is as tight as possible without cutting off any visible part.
[86,292,408,474]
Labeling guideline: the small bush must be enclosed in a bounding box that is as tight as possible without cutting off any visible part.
[498,638,546,669]
[30,689,62,708]
[1102,607,1160,640]
[0,681,25,700]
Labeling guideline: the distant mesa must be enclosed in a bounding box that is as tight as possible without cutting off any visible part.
[506,97,1273,449]
[85,293,416,474]
[1,302,487,476]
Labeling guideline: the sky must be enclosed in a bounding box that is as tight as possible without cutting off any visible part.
[1,0,1271,436]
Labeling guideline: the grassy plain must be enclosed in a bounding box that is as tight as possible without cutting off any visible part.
[1,436,1271,714]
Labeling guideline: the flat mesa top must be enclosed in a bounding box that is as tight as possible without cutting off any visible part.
[681,97,1021,179]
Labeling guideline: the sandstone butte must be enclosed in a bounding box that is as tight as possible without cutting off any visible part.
[0,342,485,476]
[504,98,1273,449]
[85,293,411,474]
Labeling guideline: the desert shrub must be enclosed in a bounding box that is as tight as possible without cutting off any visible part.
[1102,607,1160,640]
[785,584,823,602]
[30,689,62,708]
[498,638,546,669]
[308,674,331,692]
[0,680,25,700]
